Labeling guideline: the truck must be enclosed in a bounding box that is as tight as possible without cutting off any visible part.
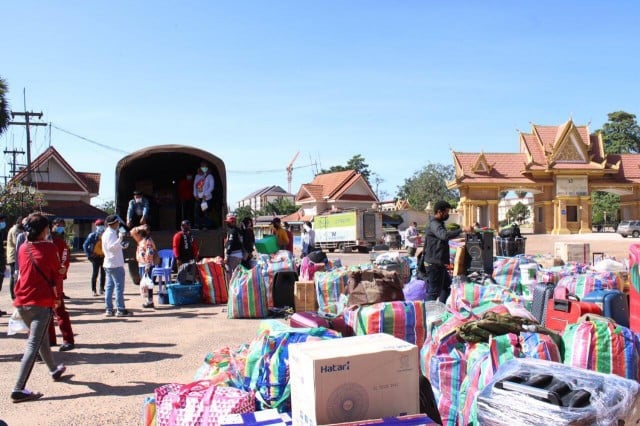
[313,210,383,253]
[115,145,227,283]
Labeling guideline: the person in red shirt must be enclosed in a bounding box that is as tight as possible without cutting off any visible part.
[11,213,66,403]
[172,220,199,267]
[177,173,195,224]
[48,219,75,351]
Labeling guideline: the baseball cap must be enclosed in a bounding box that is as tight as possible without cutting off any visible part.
[133,190,142,196]
[181,219,191,226]
[224,213,237,223]
[95,219,105,226]
[105,214,120,225]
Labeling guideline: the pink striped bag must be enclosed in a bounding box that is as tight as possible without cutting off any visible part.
[155,380,254,426]
[491,255,535,292]
[448,281,523,311]
[556,272,622,299]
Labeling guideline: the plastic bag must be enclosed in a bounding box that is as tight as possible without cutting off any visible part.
[8,310,29,335]
[200,200,208,211]
[140,274,155,290]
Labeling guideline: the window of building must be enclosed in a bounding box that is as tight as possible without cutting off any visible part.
[537,207,543,223]
[567,205,578,222]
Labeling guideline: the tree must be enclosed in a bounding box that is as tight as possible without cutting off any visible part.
[234,205,254,223]
[0,182,47,218]
[591,191,619,225]
[599,111,640,154]
[320,154,371,181]
[0,77,10,137]
[259,197,298,216]
[98,200,116,215]
[396,163,458,211]
[507,202,530,224]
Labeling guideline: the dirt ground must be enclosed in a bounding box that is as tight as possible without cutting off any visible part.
[0,232,636,425]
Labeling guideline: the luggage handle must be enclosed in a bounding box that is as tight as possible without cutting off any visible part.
[553,298,570,313]
[495,380,562,406]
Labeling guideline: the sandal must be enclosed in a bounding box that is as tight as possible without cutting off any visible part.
[11,390,43,403]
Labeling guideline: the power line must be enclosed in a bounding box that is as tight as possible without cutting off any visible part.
[50,123,129,155]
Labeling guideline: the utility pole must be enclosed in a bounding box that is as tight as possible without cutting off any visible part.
[3,148,25,176]
[9,110,46,183]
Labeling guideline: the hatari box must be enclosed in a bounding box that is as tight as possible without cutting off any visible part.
[289,333,419,426]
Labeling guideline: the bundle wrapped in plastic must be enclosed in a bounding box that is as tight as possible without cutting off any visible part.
[476,358,640,426]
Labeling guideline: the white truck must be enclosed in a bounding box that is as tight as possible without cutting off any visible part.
[313,210,383,253]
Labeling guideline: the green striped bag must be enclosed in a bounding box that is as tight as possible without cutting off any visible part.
[562,316,640,381]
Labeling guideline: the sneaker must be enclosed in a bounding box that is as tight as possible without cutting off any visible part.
[142,301,155,308]
[105,309,114,317]
[59,343,75,352]
[11,389,43,403]
[51,364,66,381]
[116,309,133,317]
[93,292,99,297]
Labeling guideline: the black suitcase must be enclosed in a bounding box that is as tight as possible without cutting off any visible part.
[272,271,298,309]
[531,282,555,325]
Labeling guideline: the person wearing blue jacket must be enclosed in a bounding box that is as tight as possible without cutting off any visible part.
[126,190,150,229]
[83,219,106,296]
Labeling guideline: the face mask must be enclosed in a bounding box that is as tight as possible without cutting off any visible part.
[96,225,105,232]
[56,226,65,233]
[134,197,142,202]
[201,167,208,173]
[0,222,5,230]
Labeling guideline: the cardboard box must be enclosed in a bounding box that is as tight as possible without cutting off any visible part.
[294,281,318,312]
[289,333,419,426]
[554,242,590,264]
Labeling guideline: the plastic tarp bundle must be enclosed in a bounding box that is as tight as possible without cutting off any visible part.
[555,272,623,299]
[476,358,640,426]
[227,265,269,319]
[314,267,349,315]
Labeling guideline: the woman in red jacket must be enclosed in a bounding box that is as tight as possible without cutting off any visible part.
[11,213,66,403]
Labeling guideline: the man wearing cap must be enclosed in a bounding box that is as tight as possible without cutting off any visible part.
[423,200,473,303]
[172,220,199,267]
[271,217,289,251]
[83,219,107,296]
[223,214,245,282]
[102,215,133,317]
[126,190,150,229]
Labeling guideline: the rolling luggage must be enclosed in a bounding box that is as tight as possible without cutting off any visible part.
[544,287,602,333]
[288,311,354,337]
[272,271,298,309]
[582,288,630,327]
[531,282,555,326]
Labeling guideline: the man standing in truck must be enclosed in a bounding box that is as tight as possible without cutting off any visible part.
[193,161,215,230]
[126,190,150,229]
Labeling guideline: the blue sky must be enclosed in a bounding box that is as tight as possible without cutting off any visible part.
[2,1,640,208]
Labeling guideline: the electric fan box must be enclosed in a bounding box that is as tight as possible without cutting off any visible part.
[289,333,419,426]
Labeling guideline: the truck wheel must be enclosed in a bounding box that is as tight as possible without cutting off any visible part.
[633,231,639,238]
[342,246,353,253]
[328,248,335,253]
[357,246,370,253]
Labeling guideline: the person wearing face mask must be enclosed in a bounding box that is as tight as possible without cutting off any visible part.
[193,161,215,230]
[423,200,473,303]
[126,190,150,229]
[172,220,199,268]
[48,219,75,351]
[83,219,107,297]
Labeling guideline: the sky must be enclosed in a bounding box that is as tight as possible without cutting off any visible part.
[2,1,640,209]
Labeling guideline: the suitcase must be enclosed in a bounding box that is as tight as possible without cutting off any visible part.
[289,311,354,337]
[545,295,602,333]
[531,282,555,325]
[272,271,298,309]
[582,289,630,328]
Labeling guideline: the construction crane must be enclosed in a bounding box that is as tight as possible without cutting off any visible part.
[286,151,300,193]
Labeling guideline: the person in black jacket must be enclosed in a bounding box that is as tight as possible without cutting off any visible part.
[223,214,245,282]
[423,200,473,303]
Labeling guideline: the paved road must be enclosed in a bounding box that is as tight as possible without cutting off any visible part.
[0,232,636,425]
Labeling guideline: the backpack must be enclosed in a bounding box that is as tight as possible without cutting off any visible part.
[92,238,104,257]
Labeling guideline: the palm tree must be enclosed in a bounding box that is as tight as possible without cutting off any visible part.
[0,77,10,137]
